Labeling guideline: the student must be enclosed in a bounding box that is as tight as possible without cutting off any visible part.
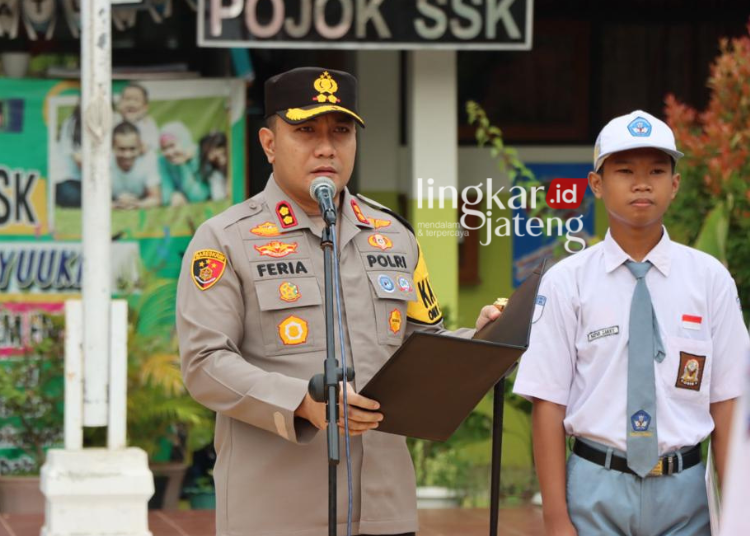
[114,83,159,153]
[111,121,161,210]
[513,110,750,536]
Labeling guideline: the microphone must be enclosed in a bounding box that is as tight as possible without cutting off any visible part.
[309,176,337,226]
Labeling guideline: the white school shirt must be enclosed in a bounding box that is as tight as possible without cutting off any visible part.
[513,228,749,454]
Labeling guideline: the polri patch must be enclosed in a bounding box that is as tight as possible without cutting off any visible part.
[676,351,706,391]
[191,249,227,291]
[276,201,297,229]
[587,325,620,342]
[254,241,299,258]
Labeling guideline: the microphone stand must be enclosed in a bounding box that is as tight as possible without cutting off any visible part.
[308,210,354,536]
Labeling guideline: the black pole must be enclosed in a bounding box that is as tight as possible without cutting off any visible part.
[490,379,505,536]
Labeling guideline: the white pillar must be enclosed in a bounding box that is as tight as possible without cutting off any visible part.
[81,0,113,426]
[407,50,459,315]
[357,50,401,204]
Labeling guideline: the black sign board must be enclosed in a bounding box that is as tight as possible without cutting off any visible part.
[199,0,533,50]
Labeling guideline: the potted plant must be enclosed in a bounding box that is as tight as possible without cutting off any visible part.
[184,473,216,510]
[0,316,64,514]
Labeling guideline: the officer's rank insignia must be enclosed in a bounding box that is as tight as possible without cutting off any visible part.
[350,200,369,225]
[368,233,393,251]
[397,276,412,293]
[368,217,391,229]
[279,282,301,303]
[255,241,299,258]
[250,222,281,237]
[378,274,395,293]
[191,249,227,291]
[406,245,443,325]
[276,201,298,229]
[313,71,340,104]
[278,315,308,345]
[630,410,652,435]
[388,309,402,334]
[676,352,706,391]
[627,116,652,137]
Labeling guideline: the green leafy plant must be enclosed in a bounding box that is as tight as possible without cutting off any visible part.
[664,22,750,311]
[0,316,64,475]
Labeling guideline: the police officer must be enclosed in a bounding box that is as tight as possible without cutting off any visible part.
[176,67,500,536]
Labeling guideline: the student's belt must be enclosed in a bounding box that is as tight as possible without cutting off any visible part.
[573,439,702,477]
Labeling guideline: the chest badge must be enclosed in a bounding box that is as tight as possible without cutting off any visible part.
[676,351,706,391]
[276,201,298,229]
[250,222,281,237]
[279,282,301,303]
[389,309,402,334]
[368,233,393,251]
[278,315,308,345]
[397,276,412,293]
[368,218,391,229]
[255,241,299,258]
[191,249,227,291]
[378,275,395,293]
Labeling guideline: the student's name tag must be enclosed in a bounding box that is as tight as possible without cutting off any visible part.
[588,326,620,342]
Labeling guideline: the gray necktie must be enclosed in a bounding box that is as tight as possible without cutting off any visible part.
[625,261,665,477]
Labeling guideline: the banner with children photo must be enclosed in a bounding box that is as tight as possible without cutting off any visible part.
[48,79,245,242]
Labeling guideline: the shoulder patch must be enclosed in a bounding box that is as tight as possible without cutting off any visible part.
[406,245,442,325]
[356,194,414,235]
[192,249,227,290]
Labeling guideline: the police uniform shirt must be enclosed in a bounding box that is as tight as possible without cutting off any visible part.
[513,229,750,455]
[177,175,470,536]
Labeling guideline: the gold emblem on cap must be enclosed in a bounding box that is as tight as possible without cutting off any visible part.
[313,71,340,104]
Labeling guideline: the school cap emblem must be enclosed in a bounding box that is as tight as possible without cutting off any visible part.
[627,117,652,137]
[191,249,227,291]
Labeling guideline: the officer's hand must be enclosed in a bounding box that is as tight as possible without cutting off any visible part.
[337,383,382,437]
[475,304,503,331]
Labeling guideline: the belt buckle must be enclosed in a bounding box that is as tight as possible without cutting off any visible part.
[648,460,664,477]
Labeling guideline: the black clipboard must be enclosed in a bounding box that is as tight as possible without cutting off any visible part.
[359,260,545,442]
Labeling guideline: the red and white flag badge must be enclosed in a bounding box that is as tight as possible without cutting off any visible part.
[682,314,702,331]
[191,249,227,291]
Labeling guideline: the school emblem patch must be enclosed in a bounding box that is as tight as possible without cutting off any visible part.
[278,315,308,345]
[368,233,393,251]
[630,410,652,435]
[254,241,299,258]
[191,249,227,291]
[532,295,547,323]
[350,200,369,225]
[676,352,706,391]
[250,221,281,237]
[279,281,301,303]
[627,117,652,137]
[276,201,298,229]
[389,309,402,334]
[368,217,391,229]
